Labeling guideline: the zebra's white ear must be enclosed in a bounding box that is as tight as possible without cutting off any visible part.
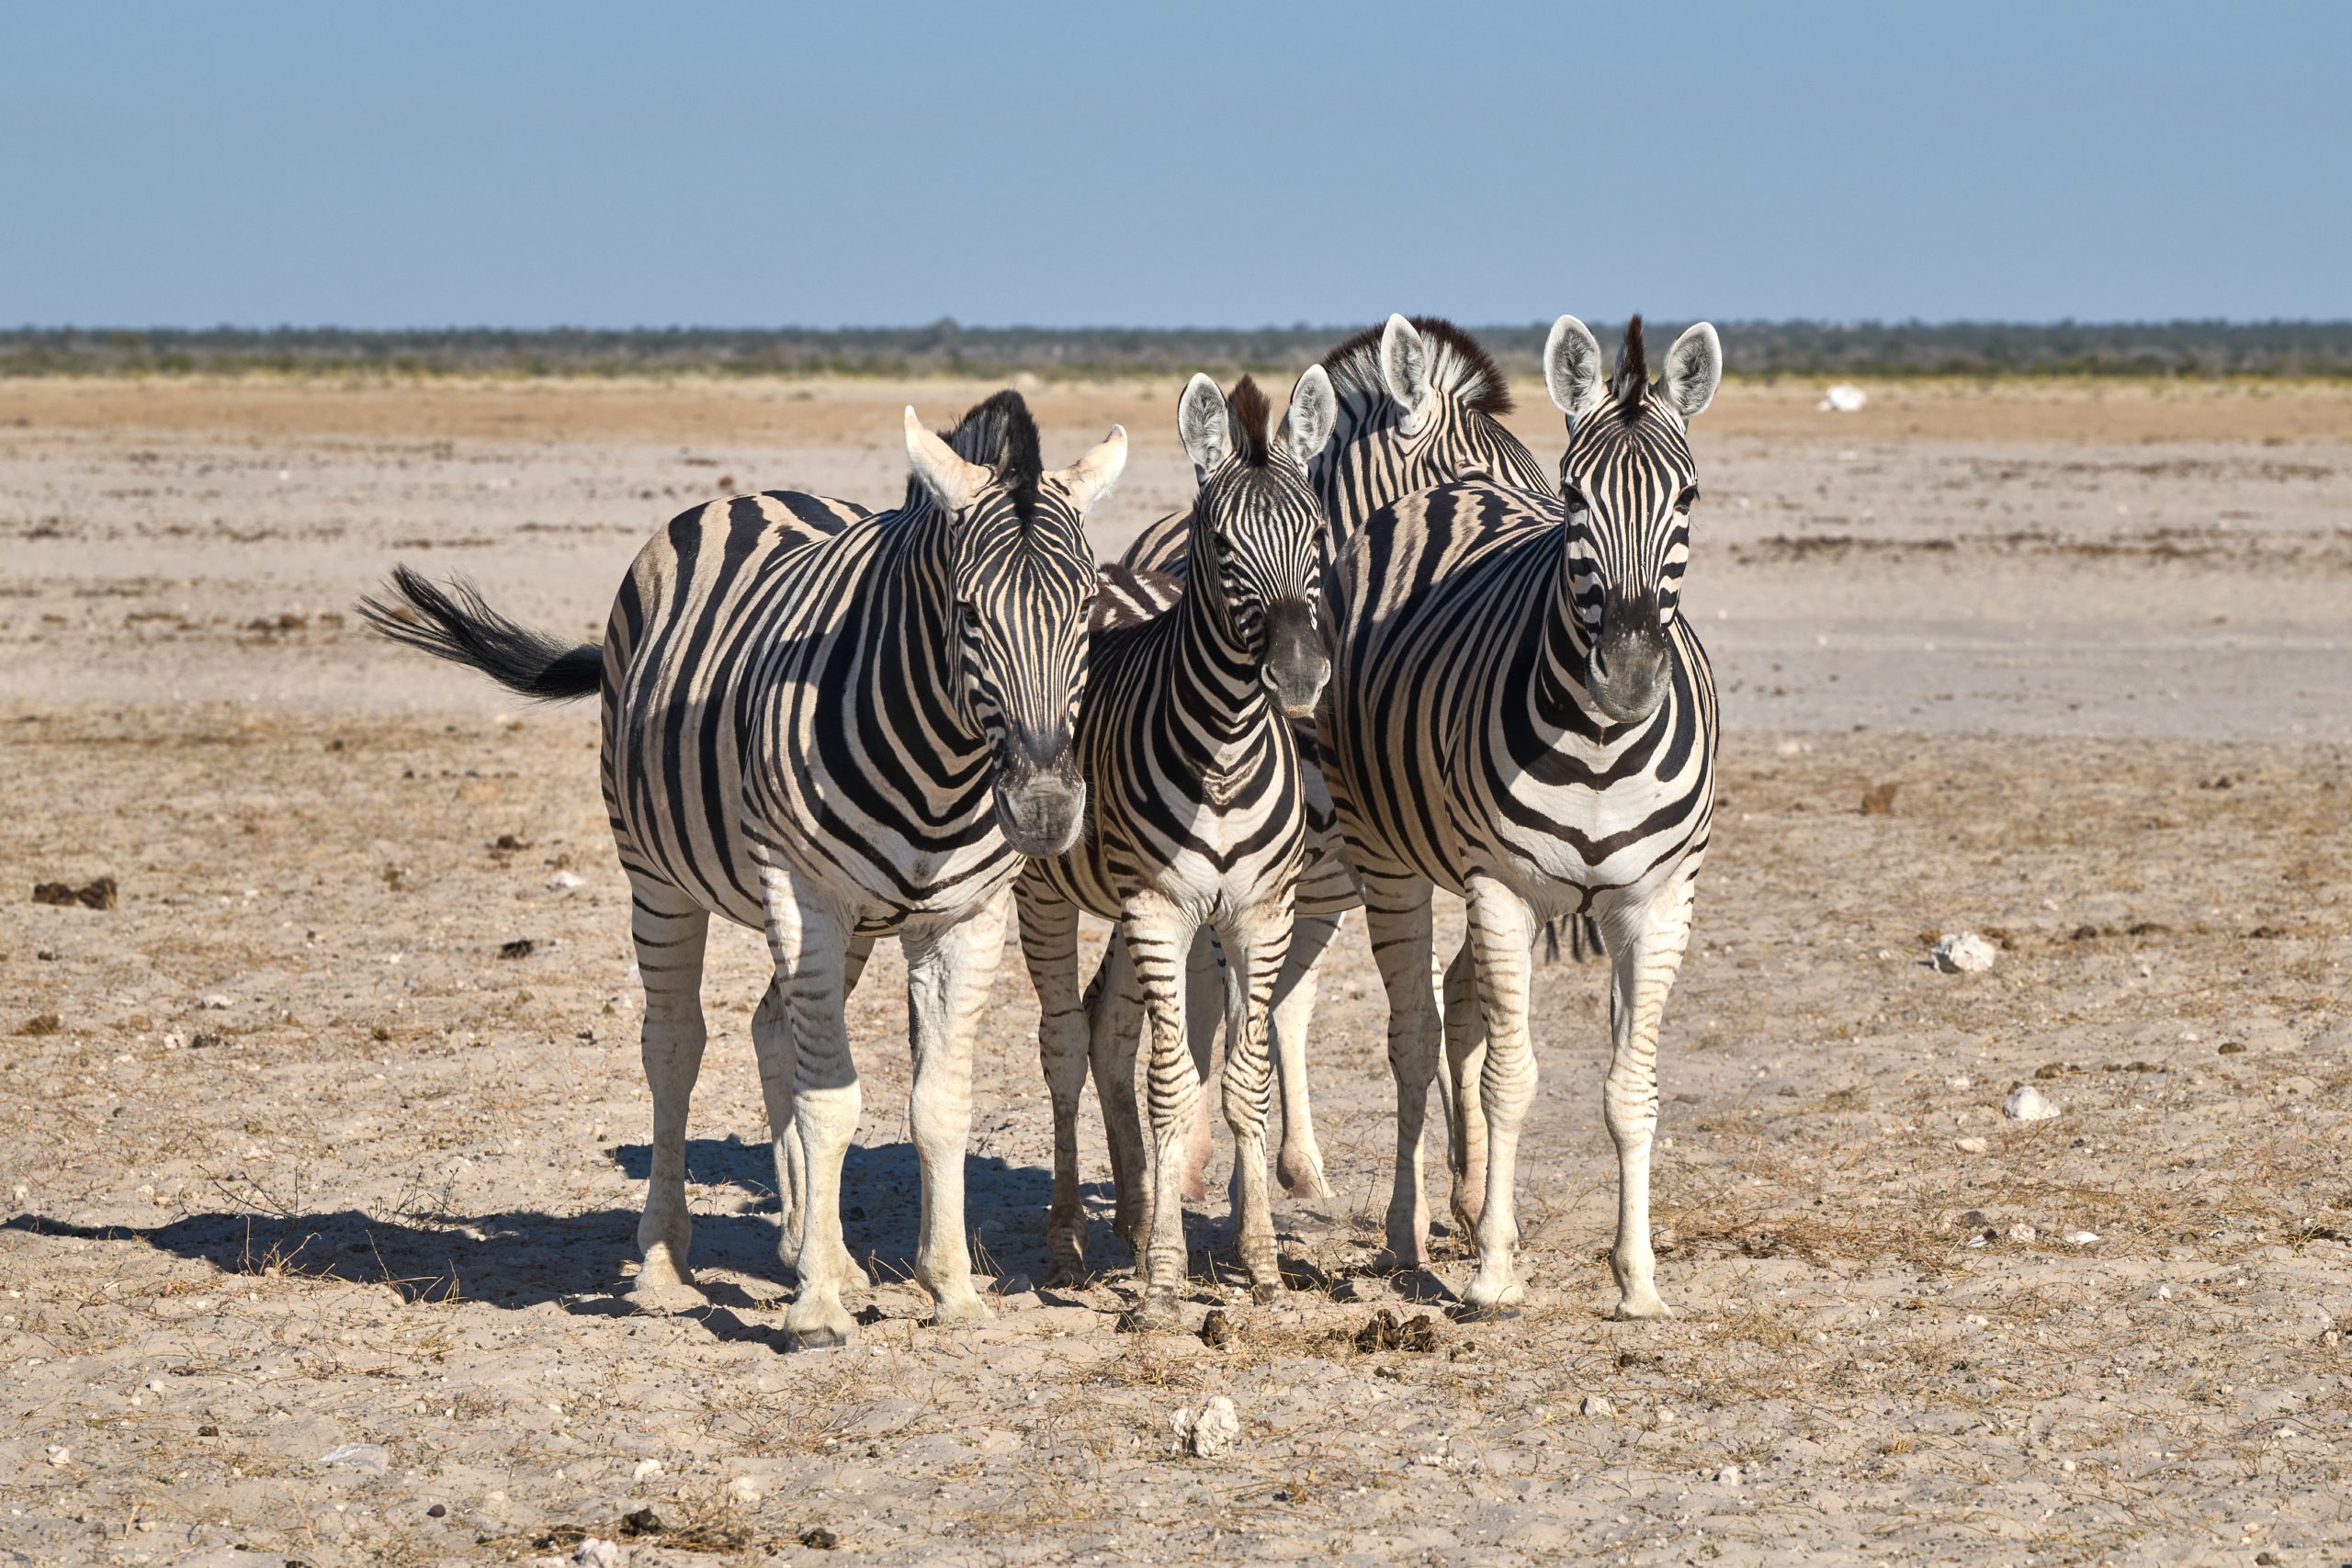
[1379,313,1434,434]
[1279,364,1338,466]
[903,406,989,513]
[1056,425,1128,515]
[1177,373,1229,476]
[1660,321,1723,421]
[1544,315,1607,423]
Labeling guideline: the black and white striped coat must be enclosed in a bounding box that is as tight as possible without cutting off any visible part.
[1014,371,1336,1324]
[365,391,1125,1348]
[1319,315,1724,1320]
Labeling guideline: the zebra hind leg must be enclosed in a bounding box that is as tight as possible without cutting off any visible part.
[1269,912,1340,1200]
[1084,935,1150,1257]
[627,878,713,1314]
[1361,871,1441,1276]
[1180,931,1221,1202]
[1016,880,1093,1285]
[1124,903,1204,1330]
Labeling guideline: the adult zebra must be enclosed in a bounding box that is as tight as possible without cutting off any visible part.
[362,392,1126,1348]
[1104,316,1557,1213]
[1016,369,1335,1319]
[1320,315,1723,1321]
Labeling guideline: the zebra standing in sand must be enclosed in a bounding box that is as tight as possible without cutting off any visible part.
[1319,315,1724,1320]
[1104,317,1557,1215]
[1015,370,1335,1318]
[363,392,1125,1348]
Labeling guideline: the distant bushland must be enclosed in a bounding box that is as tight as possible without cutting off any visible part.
[6,319,2349,380]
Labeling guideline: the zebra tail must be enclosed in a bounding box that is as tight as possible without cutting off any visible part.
[1537,916,1608,964]
[356,564,602,702]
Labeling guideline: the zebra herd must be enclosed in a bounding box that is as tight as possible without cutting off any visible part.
[364,310,1723,1345]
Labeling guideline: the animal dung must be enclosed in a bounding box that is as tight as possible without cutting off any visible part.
[1931,932,1997,973]
[2002,1084,2060,1122]
[1860,781,1900,816]
[1197,1309,1236,1349]
[498,939,536,960]
[1352,1309,1439,1353]
[31,876,116,909]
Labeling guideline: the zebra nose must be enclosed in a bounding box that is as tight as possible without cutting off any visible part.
[995,728,1086,856]
[1260,598,1329,718]
[1590,592,1670,723]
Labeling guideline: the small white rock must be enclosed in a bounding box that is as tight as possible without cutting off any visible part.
[44,1444,69,1467]
[1944,1074,1973,1091]
[548,871,586,892]
[631,1458,663,1483]
[2007,1223,2037,1244]
[2003,1085,2060,1122]
[572,1539,622,1568]
[1172,1394,1239,1458]
[199,994,235,1010]
[318,1441,390,1474]
[1717,1464,1742,1487]
[2063,1229,2100,1247]
[1818,382,1868,413]
[724,1474,763,1505]
[1931,933,1996,973]
[1579,1393,1615,1417]
[1955,1135,1989,1155]
[2157,1284,2173,1300]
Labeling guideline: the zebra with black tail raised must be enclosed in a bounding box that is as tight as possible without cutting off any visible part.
[1110,315,1592,1219]
[362,391,1126,1348]
[1014,370,1335,1320]
[1319,314,1724,1321]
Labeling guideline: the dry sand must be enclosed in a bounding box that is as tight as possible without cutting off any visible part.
[2,377,2348,1565]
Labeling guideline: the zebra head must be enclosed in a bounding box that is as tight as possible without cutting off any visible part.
[1543,313,1724,724]
[1319,315,1552,502]
[903,392,1127,856]
[1176,367,1339,717]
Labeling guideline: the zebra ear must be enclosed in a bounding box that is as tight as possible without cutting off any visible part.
[1278,363,1338,466]
[903,406,989,513]
[1055,425,1128,515]
[1379,313,1434,434]
[1660,321,1723,420]
[1544,315,1606,423]
[1177,373,1230,476]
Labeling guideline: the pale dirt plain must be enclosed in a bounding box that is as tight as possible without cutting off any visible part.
[1,371,2348,1567]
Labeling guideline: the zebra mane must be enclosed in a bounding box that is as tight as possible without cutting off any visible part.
[920,389,1045,516]
[1321,316,1514,416]
[1226,375,1272,467]
[1611,315,1648,415]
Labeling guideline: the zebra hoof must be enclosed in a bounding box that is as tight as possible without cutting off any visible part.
[1116,1292,1184,1333]
[625,1276,709,1316]
[786,1305,855,1351]
[1448,1300,1522,1325]
[1276,1146,1332,1200]
[1611,1291,1672,1322]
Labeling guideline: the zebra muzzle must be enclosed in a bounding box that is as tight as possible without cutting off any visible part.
[1589,596,1670,724]
[1259,598,1329,719]
[993,730,1088,857]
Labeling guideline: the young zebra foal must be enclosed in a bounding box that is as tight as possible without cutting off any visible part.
[1016,369,1337,1325]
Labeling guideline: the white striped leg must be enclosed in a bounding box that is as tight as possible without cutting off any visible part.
[756,942,876,1289]
[1214,898,1291,1302]
[1016,881,1093,1284]
[1125,902,1203,1329]
[1269,911,1340,1200]
[1362,872,1440,1273]
[1180,932,1221,1202]
[1601,867,1699,1321]
[901,887,1011,1326]
[1085,933,1149,1256]
[1439,935,1490,1242]
[627,877,712,1314]
[1462,874,1540,1314]
[757,863,863,1349]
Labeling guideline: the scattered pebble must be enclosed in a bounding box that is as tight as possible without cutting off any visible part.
[1717,1463,1742,1487]
[31,876,117,909]
[724,1474,763,1505]
[800,1526,840,1550]
[44,1444,69,1466]
[2063,1229,2100,1247]
[1580,1394,1615,1417]
[548,871,586,892]
[1818,382,1868,413]
[2007,1223,2038,1243]
[426,1503,447,1518]
[571,1539,621,1568]
[498,938,536,960]
[198,994,234,1010]
[1172,1394,1239,1458]
[2003,1084,2059,1122]
[319,1441,390,1474]
[1955,1135,1989,1155]
[631,1458,663,1483]
[1931,932,1996,973]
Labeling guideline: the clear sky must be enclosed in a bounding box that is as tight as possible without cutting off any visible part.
[4,1,2345,329]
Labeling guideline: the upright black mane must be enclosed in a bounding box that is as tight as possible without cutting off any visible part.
[1321,316,1514,416]
[1226,376,1272,467]
[920,389,1044,516]
[1612,315,1649,416]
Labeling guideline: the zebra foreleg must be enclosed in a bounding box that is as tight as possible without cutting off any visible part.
[759,866,864,1349]
[1181,931,1222,1201]
[1440,935,1490,1244]
[627,879,713,1315]
[1125,902,1204,1330]
[1362,871,1441,1275]
[902,887,1011,1327]
[1015,880,1094,1285]
[1461,874,1541,1316]
[1214,898,1291,1303]
[1600,866,1699,1322]
[1084,934,1149,1257]
[1269,911,1340,1200]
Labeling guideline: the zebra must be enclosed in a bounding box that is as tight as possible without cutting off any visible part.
[1013,369,1336,1320]
[1104,316,1560,1218]
[1318,314,1724,1321]
[360,391,1126,1348]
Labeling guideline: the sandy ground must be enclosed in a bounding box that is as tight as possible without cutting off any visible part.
[2,377,2348,1565]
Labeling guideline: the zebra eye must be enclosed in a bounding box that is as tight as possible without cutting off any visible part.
[1675,484,1701,514]
[1562,485,1589,514]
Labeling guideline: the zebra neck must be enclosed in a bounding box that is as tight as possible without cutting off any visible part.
[871,501,988,768]
[1167,536,1271,755]
[1531,526,1624,740]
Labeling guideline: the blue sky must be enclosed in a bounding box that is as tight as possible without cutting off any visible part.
[3,2,2345,328]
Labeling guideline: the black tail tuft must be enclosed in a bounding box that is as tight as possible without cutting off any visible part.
[1539,915,1608,964]
[357,565,602,702]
